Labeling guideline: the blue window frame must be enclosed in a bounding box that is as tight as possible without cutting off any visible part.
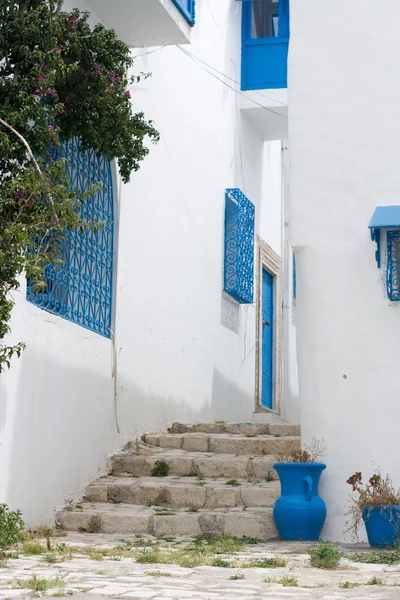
[27,138,115,338]
[292,251,296,298]
[240,0,290,90]
[171,0,196,25]
[223,188,255,304]
[387,231,400,302]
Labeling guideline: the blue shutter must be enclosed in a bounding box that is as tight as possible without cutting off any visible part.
[171,0,196,25]
[27,138,115,338]
[241,0,290,90]
[224,188,255,304]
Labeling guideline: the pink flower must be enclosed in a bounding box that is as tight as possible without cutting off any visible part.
[48,125,57,132]
[34,89,43,98]
[125,90,131,99]
[55,46,61,53]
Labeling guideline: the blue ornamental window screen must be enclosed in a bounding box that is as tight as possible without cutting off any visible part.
[386,231,400,302]
[171,0,196,25]
[27,137,115,338]
[223,188,255,304]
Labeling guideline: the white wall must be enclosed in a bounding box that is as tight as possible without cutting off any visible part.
[289,0,400,540]
[0,0,286,525]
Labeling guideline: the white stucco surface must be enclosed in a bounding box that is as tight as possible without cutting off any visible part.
[0,0,291,524]
[289,0,400,540]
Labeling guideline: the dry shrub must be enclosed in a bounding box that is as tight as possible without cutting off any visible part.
[274,438,325,464]
[345,471,400,540]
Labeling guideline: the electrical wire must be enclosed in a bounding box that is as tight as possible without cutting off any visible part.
[178,45,287,107]
[177,46,287,120]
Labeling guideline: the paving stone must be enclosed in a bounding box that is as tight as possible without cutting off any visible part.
[240,484,279,507]
[204,486,240,508]
[152,514,201,536]
[182,435,209,453]
[165,485,206,508]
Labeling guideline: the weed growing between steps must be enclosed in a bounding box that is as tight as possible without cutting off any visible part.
[15,574,66,596]
[152,461,170,477]
[340,581,361,588]
[241,558,288,568]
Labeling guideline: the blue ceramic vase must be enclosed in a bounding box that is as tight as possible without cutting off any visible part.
[273,463,327,541]
[363,506,400,548]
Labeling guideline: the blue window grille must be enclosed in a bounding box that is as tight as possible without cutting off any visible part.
[239,0,290,90]
[292,251,296,298]
[27,138,115,338]
[223,188,255,304]
[386,231,400,301]
[171,0,196,25]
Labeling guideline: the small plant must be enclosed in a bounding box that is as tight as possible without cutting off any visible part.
[226,479,240,486]
[42,553,58,564]
[145,571,172,577]
[185,508,198,513]
[278,576,298,587]
[215,420,227,424]
[135,439,141,455]
[309,542,342,569]
[154,509,175,516]
[152,461,169,477]
[63,499,76,512]
[197,481,206,487]
[264,577,277,583]
[146,499,154,507]
[211,557,233,568]
[346,471,400,539]
[229,574,245,580]
[0,504,24,550]
[349,550,400,565]
[242,557,287,569]
[274,438,325,463]
[240,536,264,544]
[265,471,275,482]
[340,581,360,589]
[21,541,45,555]
[16,575,65,595]
[367,576,383,585]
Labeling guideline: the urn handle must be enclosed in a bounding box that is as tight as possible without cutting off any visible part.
[304,476,313,501]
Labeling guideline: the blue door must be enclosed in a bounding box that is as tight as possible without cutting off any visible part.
[262,268,274,409]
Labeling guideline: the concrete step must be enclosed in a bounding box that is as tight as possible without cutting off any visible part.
[169,422,300,437]
[84,476,280,509]
[111,450,280,480]
[55,503,278,540]
[142,433,300,455]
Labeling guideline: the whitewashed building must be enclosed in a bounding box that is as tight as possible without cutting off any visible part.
[1,0,298,526]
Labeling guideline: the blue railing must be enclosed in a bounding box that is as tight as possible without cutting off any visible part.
[223,188,255,304]
[171,0,196,25]
[27,138,115,338]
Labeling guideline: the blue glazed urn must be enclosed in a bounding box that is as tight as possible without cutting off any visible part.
[363,506,400,548]
[273,463,327,541]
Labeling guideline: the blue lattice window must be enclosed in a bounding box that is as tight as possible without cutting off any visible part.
[171,0,196,25]
[387,231,400,302]
[223,188,255,304]
[27,138,115,338]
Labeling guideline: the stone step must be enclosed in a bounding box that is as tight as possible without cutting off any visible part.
[169,422,300,437]
[55,503,278,540]
[84,476,280,509]
[111,450,279,480]
[142,433,300,455]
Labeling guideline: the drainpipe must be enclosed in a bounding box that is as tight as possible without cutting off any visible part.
[281,140,290,421]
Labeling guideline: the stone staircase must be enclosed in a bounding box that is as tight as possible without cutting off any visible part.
[55,422,300,540]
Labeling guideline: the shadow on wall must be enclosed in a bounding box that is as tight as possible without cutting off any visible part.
[3,351,253,526]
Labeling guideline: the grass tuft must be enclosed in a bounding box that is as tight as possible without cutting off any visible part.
[21,541,45,555]
[309,542,342,569]
[145,570,172,577]
[151,460,169,477]
[242,557,287,569]
[340,581,360,589]
[367,576,383,585]
[350,550,400,565]
[278,576,298,587]
[229,573,245,580]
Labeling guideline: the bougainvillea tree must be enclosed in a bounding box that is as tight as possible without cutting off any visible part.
[0,0,159,371]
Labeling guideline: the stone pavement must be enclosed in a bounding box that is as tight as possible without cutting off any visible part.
[2,533,400,599]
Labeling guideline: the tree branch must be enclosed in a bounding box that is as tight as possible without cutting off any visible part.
[0,117,60,226]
